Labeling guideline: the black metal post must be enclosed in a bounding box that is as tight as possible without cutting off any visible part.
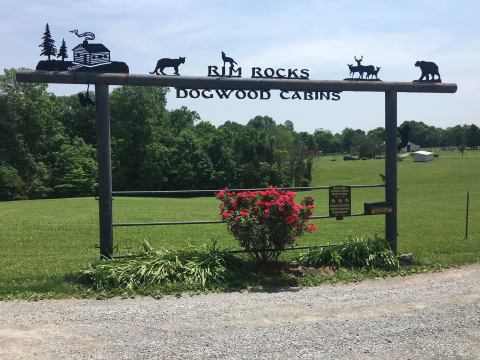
[385,91,398,254]
[465,191,470,239]
[95,84,113,259]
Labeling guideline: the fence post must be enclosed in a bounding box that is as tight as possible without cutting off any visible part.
[385,91,398,254]
[465,191,470,239]
[95,84,113,259]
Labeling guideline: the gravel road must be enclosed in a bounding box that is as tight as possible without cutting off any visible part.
[1,264,479,359]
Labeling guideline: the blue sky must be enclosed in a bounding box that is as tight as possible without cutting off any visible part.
[1,0,478,132]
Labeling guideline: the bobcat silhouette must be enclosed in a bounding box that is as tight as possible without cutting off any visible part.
[150,57,186,75]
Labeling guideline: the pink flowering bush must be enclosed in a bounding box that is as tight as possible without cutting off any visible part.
[217,187,317,263]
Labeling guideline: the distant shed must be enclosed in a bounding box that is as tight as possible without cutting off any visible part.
[413,150,434,162]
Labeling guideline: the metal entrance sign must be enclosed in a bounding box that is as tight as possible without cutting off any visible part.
[178,51,342,101]
[176,88,341,101]
[15,71,457,258]
[16,26,457,258]
[329,186,351,220]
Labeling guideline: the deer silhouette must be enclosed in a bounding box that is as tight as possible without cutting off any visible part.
[347,64,361,78]
[347,56,380,80]
[354,56,369,78]
[221,51,237,69]
[354,55,363,66]
[368,66,381,79]
[358,65,379,79]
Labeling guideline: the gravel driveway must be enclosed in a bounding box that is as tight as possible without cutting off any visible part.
[1,264,479,359]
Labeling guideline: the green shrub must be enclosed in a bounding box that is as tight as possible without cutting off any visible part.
[79,242,239,291]
[297,236,399,271]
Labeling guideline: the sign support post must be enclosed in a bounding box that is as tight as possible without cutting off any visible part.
[385,90,398,254]
[95,83,113,259]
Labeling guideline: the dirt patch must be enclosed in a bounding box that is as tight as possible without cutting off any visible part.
[254,261,335,276]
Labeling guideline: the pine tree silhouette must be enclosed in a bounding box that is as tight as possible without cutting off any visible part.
[39,23,57,60]
[57,38,68,61]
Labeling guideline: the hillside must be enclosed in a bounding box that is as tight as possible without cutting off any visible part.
[0,150,479,297]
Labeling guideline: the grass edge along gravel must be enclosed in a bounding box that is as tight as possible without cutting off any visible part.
[65,237,438,300]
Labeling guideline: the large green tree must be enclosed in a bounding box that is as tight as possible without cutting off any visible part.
[52,137,97,197]
[466,124,480,149]
[0,69,66,198]
[110,86,169,190]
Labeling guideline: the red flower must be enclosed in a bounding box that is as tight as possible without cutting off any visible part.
[304,196,314,206]
[240,210,250,217]
[285,216,296,225]
[217,187,230,200]
[306,223,317,231]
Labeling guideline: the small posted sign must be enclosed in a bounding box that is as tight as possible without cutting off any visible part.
[364,202,393,215]
[329,186,351,220]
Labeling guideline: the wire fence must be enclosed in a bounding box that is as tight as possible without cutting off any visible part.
[112,184,385,227]
[111,184,385,257]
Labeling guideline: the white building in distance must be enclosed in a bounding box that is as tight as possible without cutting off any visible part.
[413,150,434,162]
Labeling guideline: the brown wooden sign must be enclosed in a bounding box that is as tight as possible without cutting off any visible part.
[329,186,351,219]
[364,202,393,215]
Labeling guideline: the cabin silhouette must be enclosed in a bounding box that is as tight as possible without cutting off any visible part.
[72,41,111,66]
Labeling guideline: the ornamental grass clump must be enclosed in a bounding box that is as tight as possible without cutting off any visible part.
[79,242,238,291]
[297,236,399,271]
[217,187,317,263]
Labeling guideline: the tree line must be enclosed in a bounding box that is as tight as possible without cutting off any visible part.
[0,69,311,200]
[1,68,479,200]
[302,121,479,158]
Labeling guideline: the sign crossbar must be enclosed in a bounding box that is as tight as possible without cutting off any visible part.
[15,70,457,93]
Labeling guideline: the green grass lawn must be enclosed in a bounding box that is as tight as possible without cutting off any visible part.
[1,150,479,298]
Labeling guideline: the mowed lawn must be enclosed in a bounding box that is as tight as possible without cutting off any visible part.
[1,150,479,297]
